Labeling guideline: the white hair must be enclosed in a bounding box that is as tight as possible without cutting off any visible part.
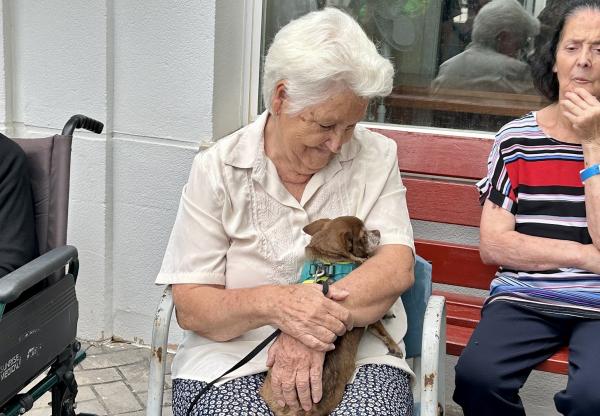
[262,7,394,114]
[472,0,540,49]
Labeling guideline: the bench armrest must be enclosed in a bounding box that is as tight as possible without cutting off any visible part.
[0,245,78,304]
[147,285,174,416]
[420,295,446,416]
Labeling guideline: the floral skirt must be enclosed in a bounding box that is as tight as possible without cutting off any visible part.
[172,363,413,415]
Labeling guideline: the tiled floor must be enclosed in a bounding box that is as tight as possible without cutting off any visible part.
[22,340,173,416]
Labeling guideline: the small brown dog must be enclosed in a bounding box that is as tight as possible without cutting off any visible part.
[260,216,403,416]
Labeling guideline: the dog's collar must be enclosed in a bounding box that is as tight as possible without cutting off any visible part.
[299,261,358,284]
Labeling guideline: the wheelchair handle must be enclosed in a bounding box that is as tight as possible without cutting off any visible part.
[0,245,79,305]
[61,114,104,136]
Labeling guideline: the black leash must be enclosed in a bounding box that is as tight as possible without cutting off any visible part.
[185,282,330,415]
[185,328,280,415]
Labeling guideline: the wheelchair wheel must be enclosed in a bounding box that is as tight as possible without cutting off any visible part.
[49,342,86,416]
[52,387,96,416]
[52,384,76,416]
[50,370,96,416]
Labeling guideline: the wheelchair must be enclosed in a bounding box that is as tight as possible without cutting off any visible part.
[147,256,446,416]
[0,115,103,416]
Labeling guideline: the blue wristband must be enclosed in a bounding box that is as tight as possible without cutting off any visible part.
[580,164,600,182]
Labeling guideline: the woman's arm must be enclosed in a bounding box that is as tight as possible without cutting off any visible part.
[172,282,353,351]
[479,199,600,273]
[331,244,414,327]
[562,88,600,248]
[263,244,414,412]
[581,142,600,248]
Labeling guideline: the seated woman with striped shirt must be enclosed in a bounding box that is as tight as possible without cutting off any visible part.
[453,1,600,415]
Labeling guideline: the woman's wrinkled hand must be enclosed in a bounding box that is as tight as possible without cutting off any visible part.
[266,333,326,413]
[273,284,353,352]
[561,88,600,145]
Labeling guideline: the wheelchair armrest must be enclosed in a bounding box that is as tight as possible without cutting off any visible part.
[420,294,446,416]
[0,245,78,304]
[147,285,174,416]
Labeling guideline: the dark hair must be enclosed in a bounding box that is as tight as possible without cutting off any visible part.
[531,0,600,101]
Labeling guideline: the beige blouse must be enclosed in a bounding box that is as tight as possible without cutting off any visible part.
[156,111,415,385]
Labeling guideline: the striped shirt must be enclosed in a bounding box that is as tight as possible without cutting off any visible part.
[477,112,600,317]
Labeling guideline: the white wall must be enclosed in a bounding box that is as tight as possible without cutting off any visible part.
[0,1,565,414]
[3,0,113,338]
[0,0,247,344]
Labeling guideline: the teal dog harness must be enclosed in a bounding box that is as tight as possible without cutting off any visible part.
[300,260,358,284]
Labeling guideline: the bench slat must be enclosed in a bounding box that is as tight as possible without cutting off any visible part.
[434,291,485,307]
[416,240,496,289]
[372,129,492,179]
[372,129,570,376]
[404,177,482,226]
[436,291,483,328]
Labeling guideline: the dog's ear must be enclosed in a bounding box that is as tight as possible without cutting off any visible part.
[303,218,331,236]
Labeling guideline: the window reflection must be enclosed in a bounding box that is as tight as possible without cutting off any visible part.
[261,0,551,132]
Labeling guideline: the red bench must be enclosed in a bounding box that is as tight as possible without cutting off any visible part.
[372,128,569,375]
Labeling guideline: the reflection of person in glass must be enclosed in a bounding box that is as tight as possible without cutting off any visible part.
[431,0,539,94]
[439,0,492,63]
[454,1,600,415]
[158,8,416,416]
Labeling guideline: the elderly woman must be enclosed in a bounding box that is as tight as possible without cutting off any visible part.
[156,7,415,416]
[431,0,539,95]
[454,1,600,415]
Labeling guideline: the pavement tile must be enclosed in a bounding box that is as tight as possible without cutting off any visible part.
[21,407,52,416]
[80,342,106,357]
[120,362,171,393]
[15,341,174,415]
[29,386,96,412]
[81,348,147,370]
[76,367,122,385]
[119,362,150,393]
[100,343,143,354]
[75,398,108,415]
[76,385,97,402]
[32,391,51,409]
[138,389,172,407]
[93,381,143,414]
[81,340,142,355]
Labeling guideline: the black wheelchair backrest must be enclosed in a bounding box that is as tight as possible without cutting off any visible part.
[12,135,72,256]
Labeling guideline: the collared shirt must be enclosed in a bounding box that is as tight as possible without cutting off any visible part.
[156,111,415,384]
